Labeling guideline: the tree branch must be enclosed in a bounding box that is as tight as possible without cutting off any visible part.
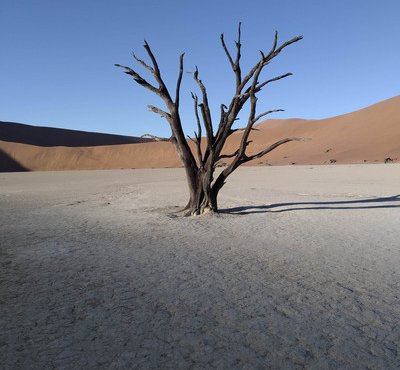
[243,137,306,162]
[234,22,242,87]
[235,61,264,158]
[193,67,214,146]
[220,104,227,118]
[268,31,278,57]
[274,35,303,55]
[235,22,242,65]
[114,64,160,95]
[229,127,260,135]
[141,133,170,141]
[220,33,235,70]
[175,53,185,109]
[191,93,202,140]
[187,135,197,143]
[142,41,173,104]
[191,93,203,166]
[143,40,161,75]
[219,149,239,159]
[239,34,302,93]
[216,33,301,156]
[147,105,172,121]
[220,23,242,92]
[253,109,284,124]
[132,52,155,74]
[255,73,293,93]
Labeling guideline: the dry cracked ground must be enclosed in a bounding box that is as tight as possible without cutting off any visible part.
[1,166,400,369]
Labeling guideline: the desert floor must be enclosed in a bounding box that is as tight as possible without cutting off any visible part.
[1,165,400,369]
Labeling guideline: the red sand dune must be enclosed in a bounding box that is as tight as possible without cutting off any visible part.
[1,96,399,172]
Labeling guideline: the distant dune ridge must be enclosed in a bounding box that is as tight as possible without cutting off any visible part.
[1,96,399,172]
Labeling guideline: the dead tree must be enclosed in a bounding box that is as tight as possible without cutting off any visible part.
[116,24,303,215]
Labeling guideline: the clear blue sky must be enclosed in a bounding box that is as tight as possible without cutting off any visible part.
[1,0,399,137]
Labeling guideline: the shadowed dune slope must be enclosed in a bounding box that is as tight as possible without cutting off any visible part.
[0,96,399,171]
[0,121,153,147]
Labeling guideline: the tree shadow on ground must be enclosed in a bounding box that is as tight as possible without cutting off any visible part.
[0,149,28,172]
[220,195,400,215]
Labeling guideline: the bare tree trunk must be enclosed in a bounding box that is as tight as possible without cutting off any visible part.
[194,167,218,214]
[180,164,217,215]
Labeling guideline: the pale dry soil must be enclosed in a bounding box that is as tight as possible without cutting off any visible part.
[1,165,400,370]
